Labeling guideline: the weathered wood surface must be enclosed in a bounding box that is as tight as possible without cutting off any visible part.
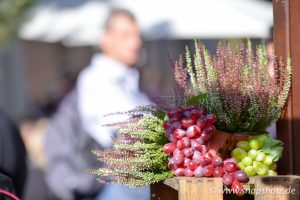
[151,176,300,200]
[274,0,300,175]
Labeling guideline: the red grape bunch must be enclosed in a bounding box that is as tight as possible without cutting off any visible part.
[162,105,249,194]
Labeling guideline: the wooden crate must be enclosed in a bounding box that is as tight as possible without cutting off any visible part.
[151,176,300,200]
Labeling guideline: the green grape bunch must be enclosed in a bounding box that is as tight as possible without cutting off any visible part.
[231,134,283,177]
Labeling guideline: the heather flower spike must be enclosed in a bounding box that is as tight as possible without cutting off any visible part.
[89,108,172,187]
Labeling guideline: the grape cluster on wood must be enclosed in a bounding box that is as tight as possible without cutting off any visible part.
[163,105,249,194]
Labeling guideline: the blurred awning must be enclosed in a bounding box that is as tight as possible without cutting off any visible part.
[19,0,273,46]
[19,0,109,46]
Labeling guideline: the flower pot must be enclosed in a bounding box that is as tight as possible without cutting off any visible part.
[208,130,234,158]
[208,131,261,159]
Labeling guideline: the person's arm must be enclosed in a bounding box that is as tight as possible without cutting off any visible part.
[44,91,101,200]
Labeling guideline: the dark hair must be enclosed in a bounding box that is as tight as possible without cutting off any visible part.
[104,9,136,30]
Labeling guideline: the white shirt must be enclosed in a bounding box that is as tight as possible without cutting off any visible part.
[77,54,151,148]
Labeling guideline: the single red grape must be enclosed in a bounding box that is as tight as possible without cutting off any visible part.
[177,140,186,150]
[173,129,186,139]
[167,133,178,143]
[186,125,201,138]
[202,127,215,141]
[170,121,182,129]
[203,164,214,177]
[195,137,205,145]
[207,125,216,134]
[184,157,191,167]
[213,166,225,177]
[183,148,194,158]
[181,137,191,148]
[184,168,194,177]
[205,114,217,125]
[233,170,249,183]
[174,168,185,176]
[192,150,201,161]
[183,111,192,118]
[212,156,223,167]
[231,180,243,194]
[200,133,210,141]
[198,156,211,167]
[181,118,194,129]
[223,173,234,186]
[173,148,181,155]
[223,158,238,165]
[168,158,177,170]
[173,152,184,165]
[163,120,172,130]
[194,166,204,177]
[163,143,177,154]
[203,152,213,161]
[188,160,199,170]
[186,105,197,111]
[164,127,172,138]
[196,118,206,129]
[191,140,202,151]
[191,109,200,119]
[200,145,209,153]
[224,162,238,173]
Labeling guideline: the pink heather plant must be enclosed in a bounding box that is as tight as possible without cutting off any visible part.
[173,40,291,133]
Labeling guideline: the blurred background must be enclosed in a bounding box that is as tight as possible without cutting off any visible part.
[0,0,273,199]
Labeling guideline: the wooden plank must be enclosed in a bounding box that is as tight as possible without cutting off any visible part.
[164,178,180,190]
[274,0,300,175]
[289,0,300,176]
[178,178,223,200]
[151,182,178,200]
[163,177,223,200]
[273,0,292,175]
[253,176,300,200]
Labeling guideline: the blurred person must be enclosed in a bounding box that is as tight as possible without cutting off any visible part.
[0,110,27,199]
[77,9,151,200]
[44,9,150,200]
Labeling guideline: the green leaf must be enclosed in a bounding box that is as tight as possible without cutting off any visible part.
[264,147,283,161]
[271,139,284,146]
[260,136,284,162]
[186,94,207,106]
[164,115,169,121]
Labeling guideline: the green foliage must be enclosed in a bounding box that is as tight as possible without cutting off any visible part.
[90,108,172,187]
[186,94,207,106]
[0,0,35,44]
